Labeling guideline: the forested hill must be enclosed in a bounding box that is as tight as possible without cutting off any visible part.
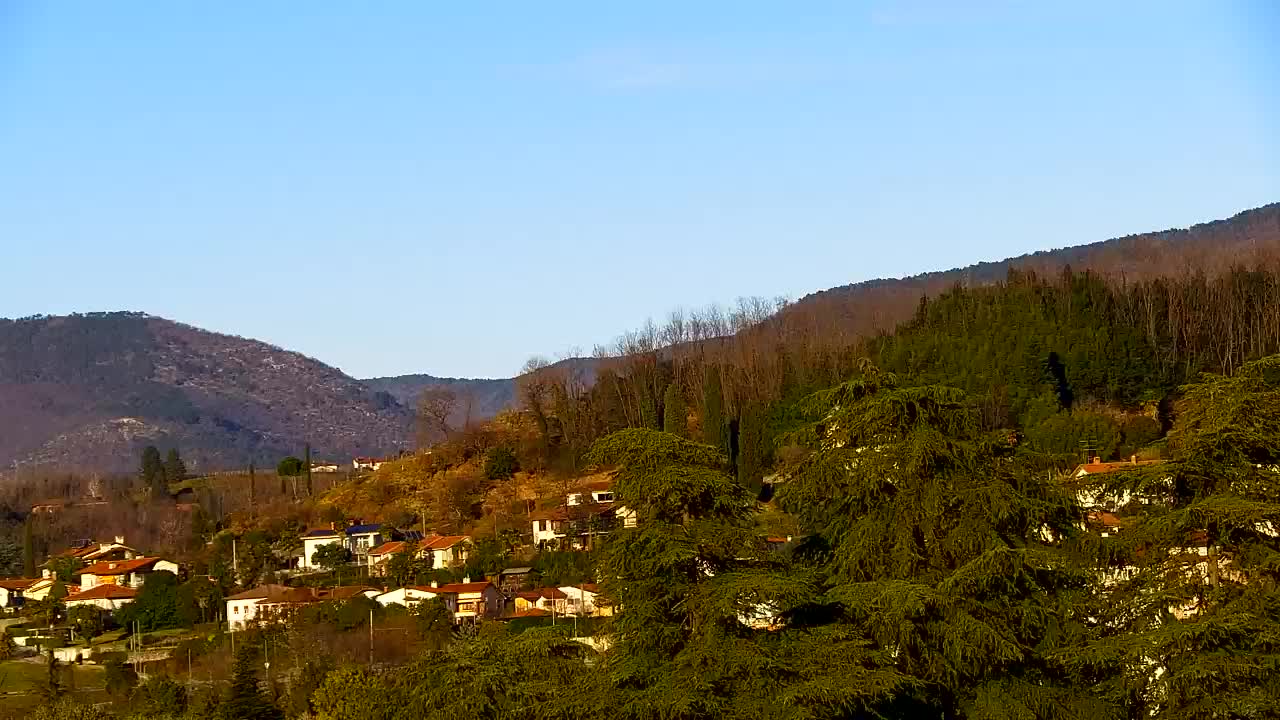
[779,202,1280,342]
[0,313,413,473]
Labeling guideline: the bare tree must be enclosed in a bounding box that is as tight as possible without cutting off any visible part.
[416,387,458,448]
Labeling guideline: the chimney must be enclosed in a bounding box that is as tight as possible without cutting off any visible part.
[786,535,792,543]
[114,535,124,545]
[430,580,438,588]
[1091,456,1101,464]
[330,521,337,531]
[462,575,471,584]
[1131,455,1137,464]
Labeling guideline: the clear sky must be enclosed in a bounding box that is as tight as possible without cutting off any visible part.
[2,2,1277,379]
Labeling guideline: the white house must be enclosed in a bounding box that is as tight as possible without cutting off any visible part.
[345,523,386,558]
[352,457,385,472]
[311,463,340,473]
[560,584,610,616]
[24,578,80,602]
[423,535,471,568]
[567,480,616,506]
[78,557,179,590]
[64,584,138,612]
[300,528,343,569]
[374,585,458,614]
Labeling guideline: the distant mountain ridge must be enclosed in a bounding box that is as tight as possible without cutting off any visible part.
[0,312,413,473]
[3,203,1276,474]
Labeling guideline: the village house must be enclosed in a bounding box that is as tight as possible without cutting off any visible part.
[225,584,379,630]
[43,537,138,578]
[560,584,609,616]
[311,462,341,473]
[374,584,459,614]
[423,535,471,568]
[437,580,503,622]
[345,523,387,558]
[352,457,386,472]
[531,478,636,549]
[24,578,80,602]
[365,540,410,576]
[300,528,343,569]
[514,587,569,615]
[498,566,533,595]
[0,578,38,609]
[64,584,137,612]
[79,557,178,590]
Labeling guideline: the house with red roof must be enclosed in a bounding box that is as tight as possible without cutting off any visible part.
[64,584,137,612]
[436,579,502,622]
[79,557,179,590]
[0,578,39,609]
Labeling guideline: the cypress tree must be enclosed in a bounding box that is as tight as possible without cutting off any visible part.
[140,445,164,494]
[1090,355,1280,717]
[304,443,313,497]
[248,461,256,504]
[662,382,687,437]
[22,519,35,578]
[701,365,726,452]
[735,402,765,495]
[163,448,187,484]
[223,645,283,720]
[777,361,1103,718]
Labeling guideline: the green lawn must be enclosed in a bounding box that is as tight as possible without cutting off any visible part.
[0,659,106,693]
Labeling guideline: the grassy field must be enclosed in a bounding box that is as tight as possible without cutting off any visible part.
[0,660,109,713]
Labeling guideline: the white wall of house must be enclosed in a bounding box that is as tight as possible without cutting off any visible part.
[302,536,341,569]
[227,598,264,630]
[531,519,558,545]
[559,586,604,615]
[65,596,133,612]
[374,587,457,612]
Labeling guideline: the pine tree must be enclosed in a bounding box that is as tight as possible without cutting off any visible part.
[735,402,765,495]
[222,645,283,720]
[1089,355,1280,718]
[701,365,726,452]
[662,381,687,437]
[164,448,187,484]
[777,361,1104,719]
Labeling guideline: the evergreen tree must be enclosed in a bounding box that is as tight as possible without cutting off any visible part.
[587,428,837,718]
[22,518,35,578]
[662,381,687,437]
[777,362,1104,719]
[140,445,164,495]
[639,386,661,430]
[701,365,726,452]
[222,645,283,720]
[164,448,187,483]
[735,402,765,495]
[248,461,256,504]
[1090,355,1280,718]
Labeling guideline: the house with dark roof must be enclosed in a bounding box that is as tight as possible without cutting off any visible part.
[436,579,502,622]
[345,523,387,558]
[423,535,471,568]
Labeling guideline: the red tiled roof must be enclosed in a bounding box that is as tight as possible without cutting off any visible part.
[80,557,166,577]
[424,535,469,550]
[518,587,567,600]
[509,608,551,618]
[67,584,137,601]
[367,541,406,557]
[580,479,614,492]
[436,581,493,596]
[226,584,290,601]
[1088,511,1130,529]
[1073,459,1163,476]
[0,578,38,591]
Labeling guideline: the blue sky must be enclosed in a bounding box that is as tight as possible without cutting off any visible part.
[1,2,1276,379]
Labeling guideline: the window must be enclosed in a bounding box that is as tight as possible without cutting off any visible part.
[234,606,239,614]
[595,492,614,502]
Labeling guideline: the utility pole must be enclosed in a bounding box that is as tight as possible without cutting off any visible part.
[232,537,238,579]
[368,609,374,667]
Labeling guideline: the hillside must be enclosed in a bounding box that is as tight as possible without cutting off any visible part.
[364,357,599,427]
[778,202,1280,342]
[0,312,413,473]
